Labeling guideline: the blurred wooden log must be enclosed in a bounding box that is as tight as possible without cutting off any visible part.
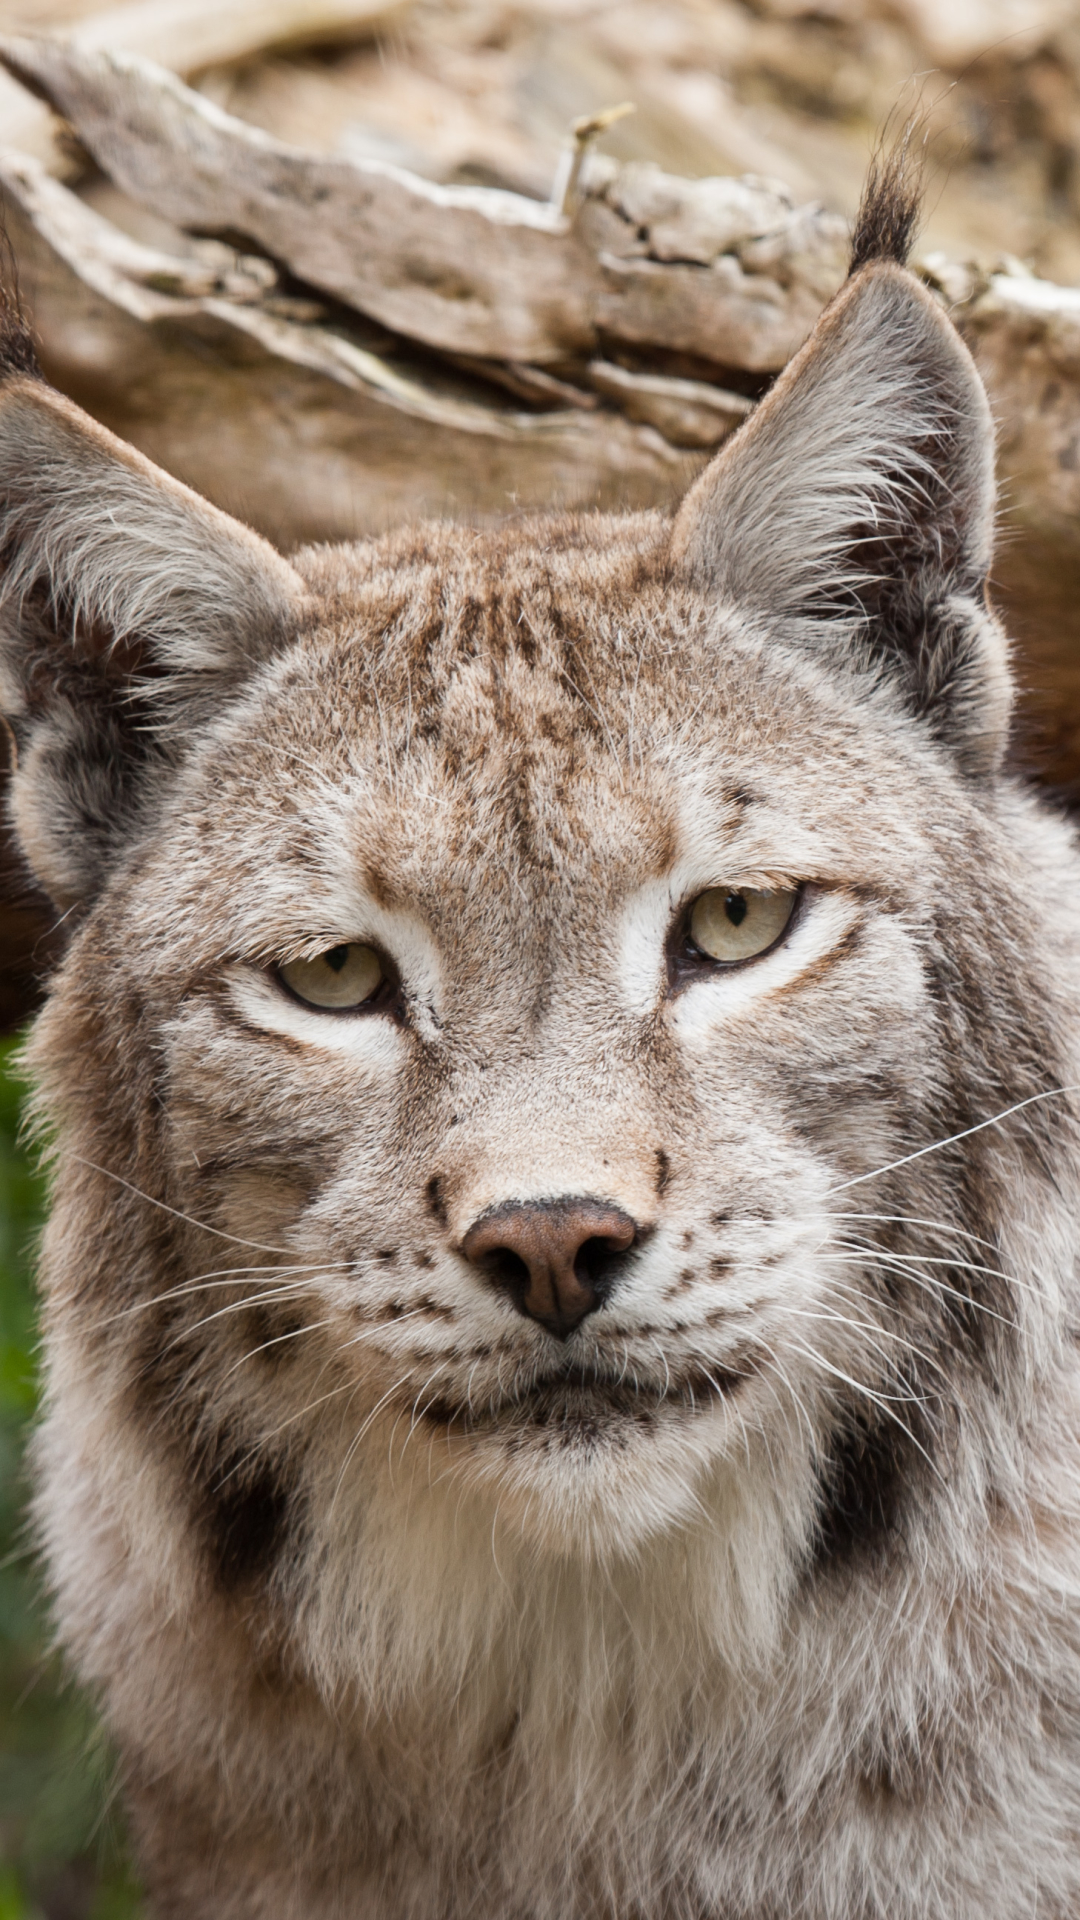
[68,0,411,69]
[586,361,753,448]
[0,151,694,546]
[0,65,66,171]
[0,38,848,368]
[884,0,1071,66]
[964,268,1080,546]
[957,266,1080,796]
[0,0,419,275]
[0,0,416,233]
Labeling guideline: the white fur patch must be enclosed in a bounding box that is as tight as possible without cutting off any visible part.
[672,887,861,1039]
[225,965,406,1061]
[619,867,863,1030]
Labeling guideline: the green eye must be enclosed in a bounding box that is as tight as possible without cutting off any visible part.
[279,943,384,1010]
[688,888,796,964]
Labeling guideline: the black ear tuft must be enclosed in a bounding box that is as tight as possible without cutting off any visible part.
[849,134,923,275]
[0,229,39,380]
[672,179,1007,776]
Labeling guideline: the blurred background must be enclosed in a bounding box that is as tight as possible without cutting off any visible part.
[4,0,1080,1910]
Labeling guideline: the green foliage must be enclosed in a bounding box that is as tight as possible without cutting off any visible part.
[0,1037,142,1918]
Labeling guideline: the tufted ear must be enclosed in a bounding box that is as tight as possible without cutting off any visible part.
[670,254,1010,775]
[0,298,308,908]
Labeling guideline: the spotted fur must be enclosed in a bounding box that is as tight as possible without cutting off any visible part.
[5,175,1080,1919]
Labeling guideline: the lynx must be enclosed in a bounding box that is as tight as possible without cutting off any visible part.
[5,161,1080,1919]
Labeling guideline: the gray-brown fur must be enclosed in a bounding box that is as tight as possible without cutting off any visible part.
[4,168,1080,1918]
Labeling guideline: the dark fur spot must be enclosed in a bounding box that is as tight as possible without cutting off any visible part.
[857,1726,928,1811]
[513,617,537,667]
[425,1175,448,1226]
[238,1305,305,1368]
[198,1446,293,1592]
[415,1294,456,1322]
[724,784,759,811]
[654,1149,671,1196]
[812,1398,927,1571]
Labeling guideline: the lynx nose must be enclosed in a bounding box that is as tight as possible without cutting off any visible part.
[460,1198,639,1339]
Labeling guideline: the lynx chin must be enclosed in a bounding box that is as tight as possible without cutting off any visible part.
[4,157,1080,1919]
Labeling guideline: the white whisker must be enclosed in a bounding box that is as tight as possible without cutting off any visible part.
[71,1154,290,1254]
[221,1319,334,1381]
[784,1340,942,1482]
[827,1085,1080,1193]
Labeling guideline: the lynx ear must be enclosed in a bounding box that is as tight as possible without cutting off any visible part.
[671,260,1009,774]
[0,305,308,908]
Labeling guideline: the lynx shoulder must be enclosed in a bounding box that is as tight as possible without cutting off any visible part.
[5,159,1080,1918]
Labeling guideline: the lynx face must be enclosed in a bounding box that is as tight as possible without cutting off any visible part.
[114,526,980,1562]
[7,220,1080,1919]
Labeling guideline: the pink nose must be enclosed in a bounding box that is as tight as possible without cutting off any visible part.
[460,1197,639,1339]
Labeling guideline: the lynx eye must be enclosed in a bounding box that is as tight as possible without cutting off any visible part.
[688,888,796,964]
[278,943,384,1010]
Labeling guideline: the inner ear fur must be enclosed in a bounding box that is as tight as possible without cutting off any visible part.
[671,261,1011,776]
[0,357,309,908]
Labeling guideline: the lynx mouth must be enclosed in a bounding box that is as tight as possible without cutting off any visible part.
[420,1357,755,1437]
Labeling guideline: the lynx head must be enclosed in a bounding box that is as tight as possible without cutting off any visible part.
[3,173,1075,1690]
